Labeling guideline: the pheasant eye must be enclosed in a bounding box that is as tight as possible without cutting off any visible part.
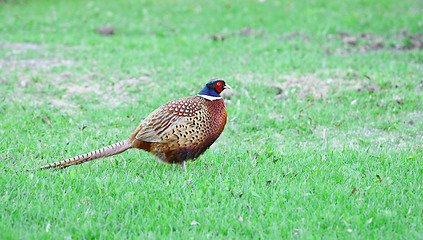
[216,82,221,86]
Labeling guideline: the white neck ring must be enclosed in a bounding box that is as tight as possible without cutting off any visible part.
[197,94,222,101]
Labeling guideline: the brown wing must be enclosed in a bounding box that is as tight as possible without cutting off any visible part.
[135,97,201,143]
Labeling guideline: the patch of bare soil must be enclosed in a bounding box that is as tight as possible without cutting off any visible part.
[106,75,152,92]
[279,32,311,42]
[6,73,77,113]
[268,67,409,101]
[270,73,364,100]
[0,42,43,51]
[274,121,421,151]
[56,74,154,108]
[0,42,76,72]
[102,76,155,107]
[326,29,423,55]
[343,126,420,150]
[49,99,78,109]
[238,27,267,37]
[96,26,115,35]
[206,27,268,41]
[8,73,155,114]
[0,59,75,71]
[299,118,422,151]
[206,28,312,43]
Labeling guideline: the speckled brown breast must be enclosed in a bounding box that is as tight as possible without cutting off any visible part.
[130,96,227,164]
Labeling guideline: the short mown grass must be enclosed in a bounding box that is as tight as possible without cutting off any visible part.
[1,0,422,239]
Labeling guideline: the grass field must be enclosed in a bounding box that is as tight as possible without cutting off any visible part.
[1,0,422,238]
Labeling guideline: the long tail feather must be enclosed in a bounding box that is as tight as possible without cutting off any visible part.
[25,139,132,172]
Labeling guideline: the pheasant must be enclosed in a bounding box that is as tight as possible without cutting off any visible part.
[25,79,230,171]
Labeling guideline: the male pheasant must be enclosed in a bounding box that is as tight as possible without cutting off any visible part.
[25,79,230,171]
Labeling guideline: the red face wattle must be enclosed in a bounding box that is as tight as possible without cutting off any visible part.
[213,80,225,93]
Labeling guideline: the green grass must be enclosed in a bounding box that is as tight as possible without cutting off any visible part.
[1,0,422,238]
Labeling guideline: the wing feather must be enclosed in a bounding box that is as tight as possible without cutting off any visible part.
[135,97,201,142]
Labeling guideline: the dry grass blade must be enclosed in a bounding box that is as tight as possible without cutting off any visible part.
[350,187,357,196]
[37,115,52,127]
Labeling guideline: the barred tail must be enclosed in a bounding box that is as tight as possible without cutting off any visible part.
[24,139,132,172]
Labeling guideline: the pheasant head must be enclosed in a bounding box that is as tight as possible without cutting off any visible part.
[197,79,231,101]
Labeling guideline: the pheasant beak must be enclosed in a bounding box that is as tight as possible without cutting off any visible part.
[223,84,232,90]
